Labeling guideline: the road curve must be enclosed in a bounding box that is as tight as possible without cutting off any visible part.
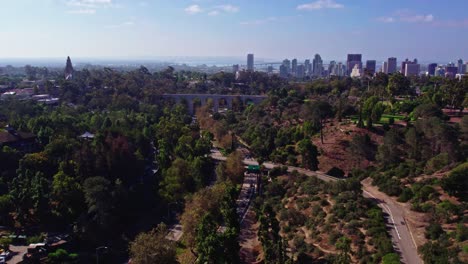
[362,184,423,264]
[210,149,422,264]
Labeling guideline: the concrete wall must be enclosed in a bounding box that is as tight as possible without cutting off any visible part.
[161,94,267,115]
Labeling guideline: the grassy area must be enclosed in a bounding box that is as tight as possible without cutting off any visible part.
[349,114,407,125]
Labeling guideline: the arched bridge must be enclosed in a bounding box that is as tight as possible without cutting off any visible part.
[162,94,267,114]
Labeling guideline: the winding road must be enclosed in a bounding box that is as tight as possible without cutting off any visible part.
[210,149,423,264]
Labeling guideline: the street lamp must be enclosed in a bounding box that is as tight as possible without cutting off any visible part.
[96,246,108,264]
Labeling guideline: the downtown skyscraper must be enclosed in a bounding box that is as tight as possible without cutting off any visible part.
[247,54,254,71]
[346,54,362,75]
[313,54,323,77]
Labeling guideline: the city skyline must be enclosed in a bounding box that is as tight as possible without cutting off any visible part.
[1,0,468,61]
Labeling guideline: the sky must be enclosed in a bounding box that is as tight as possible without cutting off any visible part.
[1,0,468,62]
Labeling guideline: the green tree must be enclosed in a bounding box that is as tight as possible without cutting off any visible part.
[441,162,468,201]
[382,253,400,264]
[225,151,245,184]
[159,158,195,202]
[302,101,333,143]
[196,213,222,263]
[296,139,319,170]
[83,176,112,226]
[129,223,178,264]
[387,73,410,97]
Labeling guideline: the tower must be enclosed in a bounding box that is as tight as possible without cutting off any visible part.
[65,56,74,80]
[247,54,254,71]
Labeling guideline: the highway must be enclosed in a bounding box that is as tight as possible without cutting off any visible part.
[210,149,422,264]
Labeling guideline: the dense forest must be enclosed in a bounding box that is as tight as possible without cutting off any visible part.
[0,65,467,263]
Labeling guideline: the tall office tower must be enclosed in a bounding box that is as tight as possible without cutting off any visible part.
[445,65,458,78]
[313,54,323,77]
[282,59,291,75]
[402,58,418,75]
[292,59,298,76]
[346,54,362,75]
[427,63,438,76]
[247,54,254,71]
[387,57,397,74]
[328,61,337,76]
[365,60,376,75]
[405,63,420,77]
[336,62,345,76]
[279,64,288,78]
[401,58,410,74]
[464,63,468,73]
[297,65,305,79]
[232,64,240,73]
[304,60,311,75]
[458,59,464,74]
[382,62,388,73]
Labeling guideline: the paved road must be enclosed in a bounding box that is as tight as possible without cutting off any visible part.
[362,187,422,264]
[236,173,257,224]
[210,149,421,264]
[210,150,337,183]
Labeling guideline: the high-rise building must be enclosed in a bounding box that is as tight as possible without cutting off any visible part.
[338,63,345,77]
[282,59,291,75]
[401,58,418,74]
[297,65,305,79]
[328,61,336,76]
[292,59,298,76]
[346,54,362,75]
[304,60,311,75]
[445,66,458,78]
[387,57,397,74]
[313,54,323,77]
[465,63,468,73]
[365,60,376,75]
[279,64,288,78]
[427,63,438,76]
[247,54,254,71]
[232,64,240,73]
[405,63,420,77]
[382,62,388,74]
[458,59,464,74]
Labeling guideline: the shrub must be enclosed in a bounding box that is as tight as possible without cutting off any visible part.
[425,222,444,240]
[441,162,468,202]
[397,187,414,202]
[424,153,449,174]
[382,253,400,264]
[455,223,468,242]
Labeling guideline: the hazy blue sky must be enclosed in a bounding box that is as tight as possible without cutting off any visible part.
[1,0,468,62]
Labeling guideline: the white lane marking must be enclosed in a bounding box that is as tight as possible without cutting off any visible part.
[405,217,418,250]
[363,190,401,240]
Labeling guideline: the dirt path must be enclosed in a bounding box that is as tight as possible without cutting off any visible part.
[239,209,262,264]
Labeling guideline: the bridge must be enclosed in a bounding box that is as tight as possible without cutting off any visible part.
[162,94,267,115]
